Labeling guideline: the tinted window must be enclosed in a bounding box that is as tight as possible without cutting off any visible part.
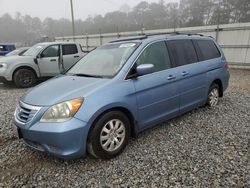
[41,45,59,57]
[195,40,221,61]
[167,40,198,67]
[136,41,171,72]
[62,44,78,55]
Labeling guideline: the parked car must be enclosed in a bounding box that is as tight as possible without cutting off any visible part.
[0,43,15,56]
[0,42,85,87]
[5,47,30,57]
[13,34,230,159]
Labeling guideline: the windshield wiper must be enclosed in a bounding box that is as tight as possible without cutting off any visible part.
[71,73,104,78]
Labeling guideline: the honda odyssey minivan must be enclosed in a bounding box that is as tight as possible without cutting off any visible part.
[13,34,230,159]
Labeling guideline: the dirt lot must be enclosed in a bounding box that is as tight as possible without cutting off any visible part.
[0,69,249,187]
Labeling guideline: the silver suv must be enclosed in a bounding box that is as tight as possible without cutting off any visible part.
[0,42,85,88]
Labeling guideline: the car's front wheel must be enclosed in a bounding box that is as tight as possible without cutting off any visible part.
[13,69,36,88]
[87,111,130,159]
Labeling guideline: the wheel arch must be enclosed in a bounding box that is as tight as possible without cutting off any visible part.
[87,106,138,139]
[211,79,223,97]
[12,66,38,80]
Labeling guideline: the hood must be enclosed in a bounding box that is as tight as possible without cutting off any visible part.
[21,75,110,106]
[0,55,34,63]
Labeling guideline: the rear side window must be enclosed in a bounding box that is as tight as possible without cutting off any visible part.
[194,40,221,61]
[136,41,172,72]
[167,40,198,67]
[62,44,78,55]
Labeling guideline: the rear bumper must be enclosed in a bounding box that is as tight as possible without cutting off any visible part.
[222,70,230,92]
[15,117,89,159]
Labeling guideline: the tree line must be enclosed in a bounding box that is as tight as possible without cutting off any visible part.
[0,0,249,45]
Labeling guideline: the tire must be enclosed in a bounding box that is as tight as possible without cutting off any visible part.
[207,83,220,107]
[13,69,36,88]
[87,111,130,159]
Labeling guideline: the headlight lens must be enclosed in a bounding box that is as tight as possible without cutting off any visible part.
[40,98,83,123]
[0,63,7,69]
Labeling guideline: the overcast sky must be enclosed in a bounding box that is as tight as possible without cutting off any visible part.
[0,0,178,20]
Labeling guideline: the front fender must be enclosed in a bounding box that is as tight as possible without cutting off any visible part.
[9,63,40,80]
[88,102,136,124]
[75,101,138,137]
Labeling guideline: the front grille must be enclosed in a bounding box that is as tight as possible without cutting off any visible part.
[15,102,41,125]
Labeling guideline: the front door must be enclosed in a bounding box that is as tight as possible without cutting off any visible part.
[38,45,60,77]
[131,41,180,129]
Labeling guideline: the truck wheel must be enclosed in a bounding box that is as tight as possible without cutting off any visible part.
[87,111,130,159]
[13,69,36,88]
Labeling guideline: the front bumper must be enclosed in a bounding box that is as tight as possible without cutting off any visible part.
[0,69,12,81]
[0,76,8,83]
[14,117,89,159]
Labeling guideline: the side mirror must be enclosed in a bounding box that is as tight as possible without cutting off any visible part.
[37,54,42,59]
[136,64,154,76]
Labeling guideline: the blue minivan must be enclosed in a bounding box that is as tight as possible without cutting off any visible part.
[13,34,230,159]
[0,44,15,56]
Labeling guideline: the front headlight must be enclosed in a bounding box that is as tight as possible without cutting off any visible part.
[0,63,7,69]
[40,98,83,123]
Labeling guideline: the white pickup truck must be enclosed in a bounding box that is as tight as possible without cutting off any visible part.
[0,42,86,88]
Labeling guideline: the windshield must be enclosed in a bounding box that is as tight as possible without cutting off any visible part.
[23,44,45,57]
[67,42,139,78]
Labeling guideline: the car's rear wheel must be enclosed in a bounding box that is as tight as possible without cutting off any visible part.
[207,83,220,107]
[87,111,130,159]
[13,69,36,88]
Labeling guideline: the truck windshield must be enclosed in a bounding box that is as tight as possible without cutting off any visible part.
[67,42,139,78]
[23,44,46,57]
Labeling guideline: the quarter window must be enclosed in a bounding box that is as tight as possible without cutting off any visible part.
[136,41,171,73]
[62,44,78,55]
[195,40,221,61]
[167,40,198,66]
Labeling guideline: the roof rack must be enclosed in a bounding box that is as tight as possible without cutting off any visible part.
[146,32,203,36]
[109,32,204,43]
[109,36,147,43]
[174,32,203,36]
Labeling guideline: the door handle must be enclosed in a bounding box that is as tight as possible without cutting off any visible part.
[167,75,176,80]
[181,71,189,76]
[50,59,56,62]
[74,55,79,58]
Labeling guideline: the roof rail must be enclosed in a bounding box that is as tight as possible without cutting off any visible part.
[146,32,204,37]
[109,36,147,43]
[175,32,204,36]
[109,32,204,43]
[146,32,176,36]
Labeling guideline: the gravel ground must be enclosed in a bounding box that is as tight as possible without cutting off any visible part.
[0,69,249,187]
